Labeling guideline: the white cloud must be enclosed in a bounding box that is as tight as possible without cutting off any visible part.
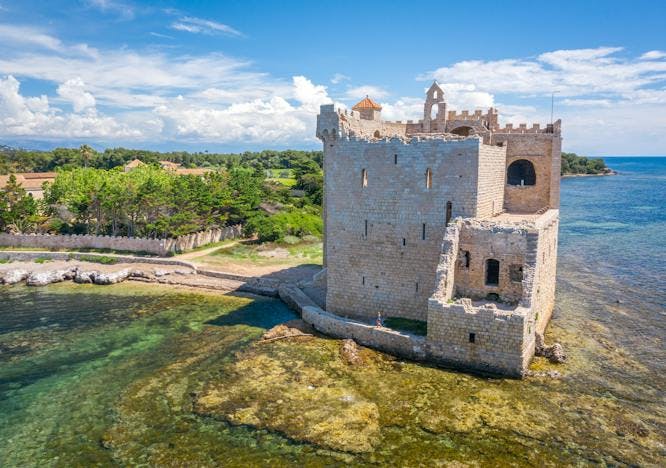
[0,24,63,51]
[86,0,135,20]
[153,77,332,143]
[171,16,242,37]
[57,78,96,112]
[149,31,174,40]
[292,76,332,112]
[379,97,423,121]
[0,75,140,139]
[331,73,350,84]
[640,50,666,60]
[422,47,666,99]
[344,85,389,100]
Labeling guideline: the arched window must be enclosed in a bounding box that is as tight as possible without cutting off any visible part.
[450,126,474,136]
[507,159,536,186]
[425,168,432,189]
[361,168,368,188]
[486,259,500,286]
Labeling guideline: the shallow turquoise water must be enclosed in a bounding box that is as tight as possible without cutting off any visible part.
[0,157,664,466]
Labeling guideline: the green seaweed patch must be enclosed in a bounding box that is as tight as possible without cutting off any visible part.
[383,317,427,336]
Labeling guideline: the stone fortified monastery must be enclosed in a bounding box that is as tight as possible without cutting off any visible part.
[315,82,561,376]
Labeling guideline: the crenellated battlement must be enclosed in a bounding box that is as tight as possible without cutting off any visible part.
[447,109,494,120]
[495,119,561,134]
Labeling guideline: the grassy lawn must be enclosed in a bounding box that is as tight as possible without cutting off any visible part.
[197,239,323,268]
[267,177,297,187]
[266,168,297,187]
[384,317,428,336]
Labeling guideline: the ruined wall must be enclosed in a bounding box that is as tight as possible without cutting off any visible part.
[523,210,559,334]
[426,300,531,376]
[321,129,507,321]
[454,220,527,304]
[0,225,242,256]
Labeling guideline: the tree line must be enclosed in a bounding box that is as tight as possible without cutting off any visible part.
[0,150,324,241]
[561,152,611,175]
[0,145,323,174]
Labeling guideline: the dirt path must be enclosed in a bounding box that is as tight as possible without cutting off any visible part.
[175,241,240,261]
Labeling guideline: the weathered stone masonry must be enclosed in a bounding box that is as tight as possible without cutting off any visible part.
[314,82,562,377]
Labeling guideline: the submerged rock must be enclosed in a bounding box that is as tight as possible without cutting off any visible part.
[261,320,312,341]
[340,339,362,365]
[26,267,75,286]
[535,333,567,363]
[194,349,380,453]
[0,269,29,285]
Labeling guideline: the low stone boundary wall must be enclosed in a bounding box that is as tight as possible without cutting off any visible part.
[278,283,426,361]
[302,306,427,361]
[0,225,242,256]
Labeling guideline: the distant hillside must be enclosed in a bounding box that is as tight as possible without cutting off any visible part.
[561,152,615,176]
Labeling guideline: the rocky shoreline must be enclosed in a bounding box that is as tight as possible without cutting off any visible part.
[0,259,287,299]
[0,260,196,287]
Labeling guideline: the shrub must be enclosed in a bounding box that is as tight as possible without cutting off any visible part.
[77,254,117,265]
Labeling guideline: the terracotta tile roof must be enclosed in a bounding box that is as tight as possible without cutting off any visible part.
[352,96,382,111]
[21,172,56,179]
[175,168,211,176]
[0,173,55,190]
[159,160,181,170]
[124,158,145,169]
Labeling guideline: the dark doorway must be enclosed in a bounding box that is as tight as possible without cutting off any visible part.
[451,126,474,136]
[486,259,500,286]
[507,159,536,185]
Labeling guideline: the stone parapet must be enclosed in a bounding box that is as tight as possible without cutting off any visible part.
[302,305,427,361]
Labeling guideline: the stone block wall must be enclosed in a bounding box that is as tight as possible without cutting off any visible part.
[426,300,530,376]
[492,132,561,212]
[0,225,242,256]
[321,127,507,321]
[302,305,427,361]
[526,210,559,333]
[476,145,507,217]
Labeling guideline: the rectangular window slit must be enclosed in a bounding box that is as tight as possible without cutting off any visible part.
[422,223,426,240]
[362,276,365,285]
[394,154,398,164]
[402,238,406,246]
[364,219,368,237]
[415,282,419,292]
[469,333,476,343]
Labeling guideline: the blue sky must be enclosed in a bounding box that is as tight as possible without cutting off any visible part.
[0,0,665,155]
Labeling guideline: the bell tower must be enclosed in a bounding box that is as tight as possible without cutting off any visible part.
[423,81,447,132]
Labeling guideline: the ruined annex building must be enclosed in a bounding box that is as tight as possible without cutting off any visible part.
[315,82,561,376]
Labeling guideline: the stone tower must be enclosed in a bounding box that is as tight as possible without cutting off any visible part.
[315,85,561,377]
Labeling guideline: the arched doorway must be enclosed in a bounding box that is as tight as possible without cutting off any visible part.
[507,159,536,185]
[450,126,474,137]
